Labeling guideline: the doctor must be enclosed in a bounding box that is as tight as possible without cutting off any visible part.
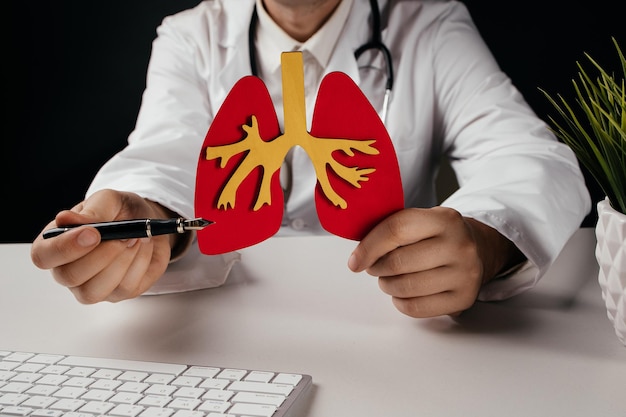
[31,0,590,318]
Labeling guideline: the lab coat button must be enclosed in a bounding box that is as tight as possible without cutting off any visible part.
[291,218,306,230]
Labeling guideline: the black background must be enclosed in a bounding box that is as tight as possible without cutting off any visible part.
[5,1,624,242]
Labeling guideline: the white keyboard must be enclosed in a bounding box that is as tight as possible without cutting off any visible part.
[0,350,312,417]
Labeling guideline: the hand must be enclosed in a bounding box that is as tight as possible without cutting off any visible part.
[347,207,524,318]
[31,189,178,304]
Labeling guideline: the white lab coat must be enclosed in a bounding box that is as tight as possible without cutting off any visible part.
[87,0,591,300]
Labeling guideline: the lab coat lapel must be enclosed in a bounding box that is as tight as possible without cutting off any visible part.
[326,40,360,85]
[217,0,256,96]
[324,0,372,86]
[218,51,250,98]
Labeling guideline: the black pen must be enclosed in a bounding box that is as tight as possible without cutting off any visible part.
[42,218,213,241]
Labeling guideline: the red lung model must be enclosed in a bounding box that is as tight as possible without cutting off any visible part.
[195,52,403,255]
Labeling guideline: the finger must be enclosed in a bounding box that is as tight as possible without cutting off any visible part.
[68,239,143,304]
[69,201,85,213]
[107,240,158,302]
[105,234,171,303]
[378,264,482,308]
[348,208,453,272]
[378,267,454,298]
[364,237,448,277]
[54,193,120,227]
[51,239,134,288]
[390,291,475,318]
[31,225,101,270]
[57,189,130,228]
[77,196,122,225]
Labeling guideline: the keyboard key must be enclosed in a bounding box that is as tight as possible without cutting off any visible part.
[171,376,201,388]
[90,378,123,391]
[62,377,95,388]
[119,371,149,382]
[0,362,20,372]
[30,410,64,417]
[109,392,143,404]
[39,365,70,375]
[59,356,186,376]
[118,381,150,394]
[182,366,220,379]
[52,386,86,399]
[14,363,45,374]
[196,399,230,413]
[137,406,175,416]
[215,369,246,381]
[231,391,285,406]
[168,411,203,417]
[273,373,303,385]
[108,403,145,416]
[49,398,85,411]
[137,394,171,408]
[144,384,177,397]
[25,385,59,396]
[0,382,33,394]
[37,375,68,386]
[0,393,29,406]
[0,370,17,381]
[245,371,274,383]
[11,372,42,384]
[81,388,116,401]
[27,354,64,365]
[202,389,234,402]
[228,380,293,395]
[144,373,176,385]
[198,378,229,390]
[172,387,204,399]
[64,413,100,417]
[65,367,96,378]
[167,397,201,410]
[228,402,277,416]
[21,395,57,408]
[92,368,123,380]
[79,400,116,414]
[3,353,34,363]
[0,405,33,416]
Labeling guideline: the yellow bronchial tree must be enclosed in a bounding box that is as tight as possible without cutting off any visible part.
[205,52,379,211]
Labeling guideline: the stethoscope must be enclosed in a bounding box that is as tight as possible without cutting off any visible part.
[247,0,394,227]
[248,0,394,124]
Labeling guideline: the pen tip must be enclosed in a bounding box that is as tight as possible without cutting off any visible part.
[199,218,214,227]
[184,218,214,230]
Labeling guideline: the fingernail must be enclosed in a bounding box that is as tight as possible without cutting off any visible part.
[77,229,99,247]
[348,253,358,272]
[127,238,139,248]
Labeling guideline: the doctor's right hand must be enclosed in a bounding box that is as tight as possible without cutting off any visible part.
[30,189,177,304]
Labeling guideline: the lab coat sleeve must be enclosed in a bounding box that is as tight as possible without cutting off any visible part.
[430,3,591,300]
[86,4,239,293]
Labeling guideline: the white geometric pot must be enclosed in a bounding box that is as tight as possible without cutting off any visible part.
[595,197,626,346]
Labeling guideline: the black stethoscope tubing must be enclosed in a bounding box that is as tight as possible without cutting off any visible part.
[353,0,393,93]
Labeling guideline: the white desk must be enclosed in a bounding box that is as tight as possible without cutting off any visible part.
[1,228,624,416]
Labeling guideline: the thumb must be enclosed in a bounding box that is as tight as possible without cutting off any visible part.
[55,190,125,226]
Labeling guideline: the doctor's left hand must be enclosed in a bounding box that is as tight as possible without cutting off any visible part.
[347,207,524,318]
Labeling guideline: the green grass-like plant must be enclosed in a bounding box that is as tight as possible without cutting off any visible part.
[540,37,625,215]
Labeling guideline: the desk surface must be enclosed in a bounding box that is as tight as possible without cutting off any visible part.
[1,228,624,417]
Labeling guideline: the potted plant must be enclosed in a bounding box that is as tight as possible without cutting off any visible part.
[541,37,625,346]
